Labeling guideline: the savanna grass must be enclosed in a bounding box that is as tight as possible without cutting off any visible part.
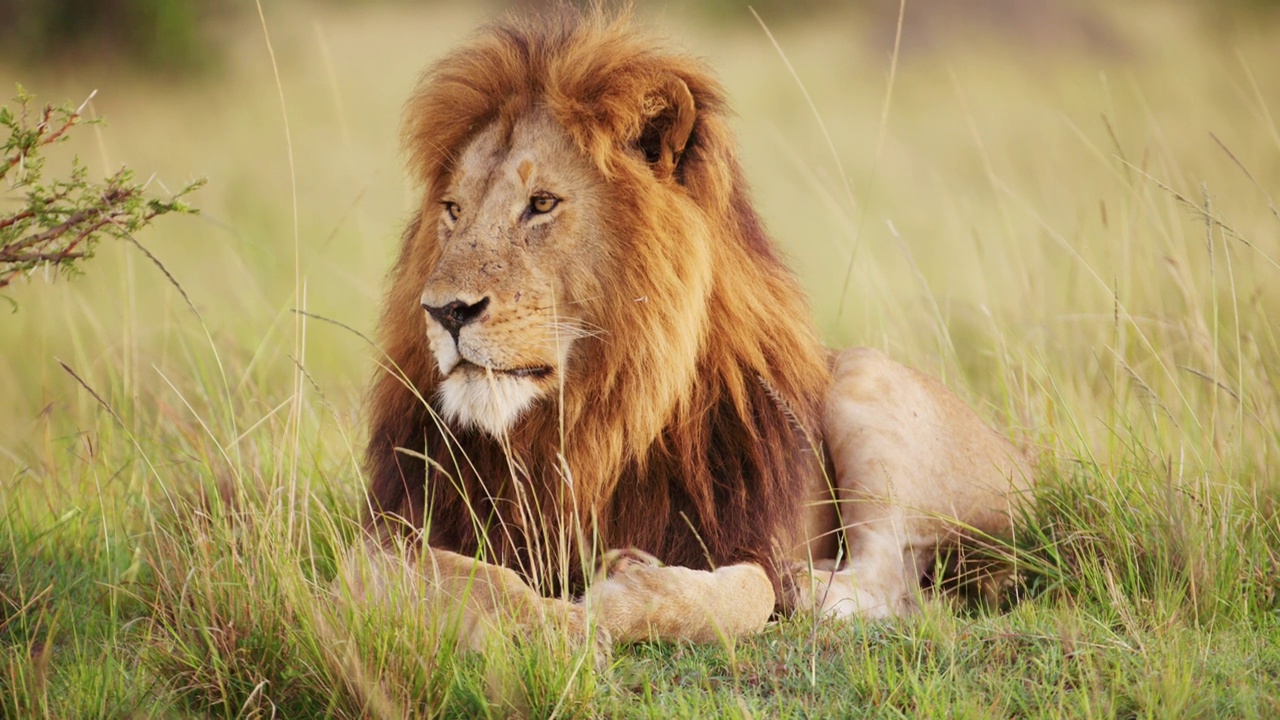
[2,1,1279,717]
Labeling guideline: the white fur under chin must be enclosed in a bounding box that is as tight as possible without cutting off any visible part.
[426,323,460,377]
[437,371,543,438]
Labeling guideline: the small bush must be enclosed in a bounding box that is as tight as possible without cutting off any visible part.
[0,87,203,301]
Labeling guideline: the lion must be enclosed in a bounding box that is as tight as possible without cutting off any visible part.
[359,7,1033,647]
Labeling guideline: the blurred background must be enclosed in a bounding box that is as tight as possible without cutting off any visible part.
[1,0,1277,474]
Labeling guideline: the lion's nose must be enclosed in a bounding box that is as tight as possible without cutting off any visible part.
[422,297,490,339]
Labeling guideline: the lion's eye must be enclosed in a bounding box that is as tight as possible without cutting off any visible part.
[529,195,559,215]
[442,201,460,222]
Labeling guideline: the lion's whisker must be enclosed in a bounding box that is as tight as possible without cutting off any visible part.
[542,320,608,341]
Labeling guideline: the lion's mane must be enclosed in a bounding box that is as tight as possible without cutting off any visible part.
[365,7,832,597]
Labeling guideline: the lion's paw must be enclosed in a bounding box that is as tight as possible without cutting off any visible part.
[596,547,662,580]
[584,562,773,644]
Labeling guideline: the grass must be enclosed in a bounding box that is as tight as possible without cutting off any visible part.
[2,0,1279,717]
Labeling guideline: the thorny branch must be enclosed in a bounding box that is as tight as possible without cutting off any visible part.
[1,86,203,295]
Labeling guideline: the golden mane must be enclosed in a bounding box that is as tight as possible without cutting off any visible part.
[364,7,832,597]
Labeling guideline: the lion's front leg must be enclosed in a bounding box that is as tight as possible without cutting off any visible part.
[424,547,588,636]
[584,553,775,644]
[342,543,600,656]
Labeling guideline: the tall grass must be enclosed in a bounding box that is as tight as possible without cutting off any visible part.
[2,1,1278,716]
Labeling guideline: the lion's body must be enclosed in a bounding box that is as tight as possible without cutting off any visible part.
[797,348,1034,618]
[361,8,1032,645]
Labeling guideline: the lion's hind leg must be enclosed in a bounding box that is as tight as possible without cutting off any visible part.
[792,518,935,619]
[927,540,1021,612]
[806,347,1032,620]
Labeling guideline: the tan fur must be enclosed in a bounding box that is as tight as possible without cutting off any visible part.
[361,7,1033,647]
[793,348,1034,618]
[339,543,590,647]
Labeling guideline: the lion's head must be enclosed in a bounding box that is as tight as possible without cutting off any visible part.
[365,8,831,595]
[417,112,612,438]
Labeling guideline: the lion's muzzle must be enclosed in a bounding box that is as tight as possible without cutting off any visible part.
[419,287,562,437]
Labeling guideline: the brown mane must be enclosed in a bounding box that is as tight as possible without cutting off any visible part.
[364,7,832,599]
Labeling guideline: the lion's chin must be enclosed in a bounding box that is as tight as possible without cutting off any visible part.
[437,364,550,438]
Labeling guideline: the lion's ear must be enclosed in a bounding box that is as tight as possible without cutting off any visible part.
[637,76,696,181]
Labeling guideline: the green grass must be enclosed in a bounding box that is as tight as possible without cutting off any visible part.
[3,1,1279,717]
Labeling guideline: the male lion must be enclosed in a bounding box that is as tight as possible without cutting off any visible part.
[361,8,1032,646]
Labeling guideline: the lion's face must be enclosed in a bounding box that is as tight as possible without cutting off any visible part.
[420,112,605,437]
